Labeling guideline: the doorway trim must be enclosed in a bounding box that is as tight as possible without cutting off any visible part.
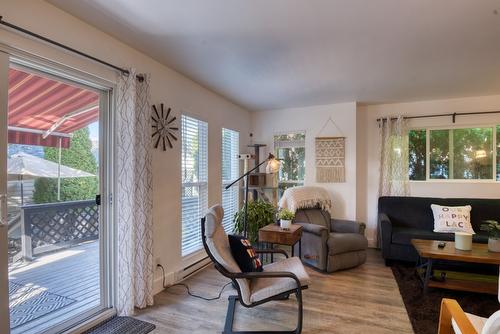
[0,45,117,334]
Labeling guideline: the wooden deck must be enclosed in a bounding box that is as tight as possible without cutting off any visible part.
[8,241,100,334]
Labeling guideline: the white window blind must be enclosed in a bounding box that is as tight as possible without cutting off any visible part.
[221,128,239,233]
[181,115,208,256]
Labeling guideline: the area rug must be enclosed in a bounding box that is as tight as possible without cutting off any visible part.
[83,316,155,334]
[391,264,499,334]
[9,280,76,329]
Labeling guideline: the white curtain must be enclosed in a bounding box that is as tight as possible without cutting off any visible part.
[379,116,410,196]
[116,69,154,315]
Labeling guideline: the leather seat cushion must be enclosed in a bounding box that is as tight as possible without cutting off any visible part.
[327,232,368,255]
[250,257,310,303]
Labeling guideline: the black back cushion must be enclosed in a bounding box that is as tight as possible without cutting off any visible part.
[228,235,263,272]
[378,196,500,232]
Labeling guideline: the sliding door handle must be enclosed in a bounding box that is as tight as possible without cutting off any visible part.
[0,194,6,226]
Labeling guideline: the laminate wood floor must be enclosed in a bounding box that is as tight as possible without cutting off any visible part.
[136,249,413,333]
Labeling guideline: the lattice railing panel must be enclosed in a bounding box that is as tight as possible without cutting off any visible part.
[21,200,99,257]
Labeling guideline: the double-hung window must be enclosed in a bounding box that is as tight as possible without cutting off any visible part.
[409,125,499,181]
[221,128,239,233]
[181,115,208,256]
[274,132,306,196]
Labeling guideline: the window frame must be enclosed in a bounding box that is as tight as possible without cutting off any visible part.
[273,131,306,191]
[180,114,209,258]
[409,123,498,183]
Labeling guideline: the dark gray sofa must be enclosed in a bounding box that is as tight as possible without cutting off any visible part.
[379,196,500,263]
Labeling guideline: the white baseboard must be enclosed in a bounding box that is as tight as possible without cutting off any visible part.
[153,270,175,295]
[367,238,377,248]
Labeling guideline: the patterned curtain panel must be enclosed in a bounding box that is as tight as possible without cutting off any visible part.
[378,116,410,196]
[116,70,154,315]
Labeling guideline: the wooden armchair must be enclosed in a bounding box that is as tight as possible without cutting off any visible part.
[438,273,500,334]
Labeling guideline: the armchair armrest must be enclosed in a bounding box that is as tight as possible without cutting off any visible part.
[330,219,366,234]
[379,212,393,256]
[295,222,329,237]
[231,271,303,290]
[438,298,477,334]
[255,248,289,258]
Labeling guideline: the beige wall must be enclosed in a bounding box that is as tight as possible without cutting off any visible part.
[251,102,357,219]
[0,0,251,293]
[357,95,500,246]
[251,95,500,248]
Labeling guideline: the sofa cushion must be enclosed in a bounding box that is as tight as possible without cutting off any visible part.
[327,232,368,255]
[391,226,489,245]
[431,204,475,234]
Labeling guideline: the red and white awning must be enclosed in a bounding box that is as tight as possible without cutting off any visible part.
[8,68,99,148]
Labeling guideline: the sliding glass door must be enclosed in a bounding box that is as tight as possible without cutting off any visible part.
[0,50,11,334]
[0,54,113,333]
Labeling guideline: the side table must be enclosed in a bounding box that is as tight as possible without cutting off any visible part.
[258,223,303,262]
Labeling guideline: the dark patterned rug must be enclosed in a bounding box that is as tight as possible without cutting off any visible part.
[9,280,76,329]
[391,264,499,334]
[83,316,155,334]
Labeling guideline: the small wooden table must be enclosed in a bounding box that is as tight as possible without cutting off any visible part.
[258,224,303,261]
[411,239,500,295]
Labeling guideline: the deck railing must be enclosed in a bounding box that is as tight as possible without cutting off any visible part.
[21,200,99,260]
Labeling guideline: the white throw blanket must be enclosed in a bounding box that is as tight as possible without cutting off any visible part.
[278,186,332,214]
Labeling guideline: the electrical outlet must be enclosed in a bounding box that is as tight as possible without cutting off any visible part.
[155,257,161,267]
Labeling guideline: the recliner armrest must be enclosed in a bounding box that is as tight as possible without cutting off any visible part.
[295,222,329,237]
[330,219,366,234]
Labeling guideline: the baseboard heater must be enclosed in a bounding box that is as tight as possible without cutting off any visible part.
[178,256,211,281]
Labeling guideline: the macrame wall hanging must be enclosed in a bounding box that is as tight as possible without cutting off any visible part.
[315,117,346,183]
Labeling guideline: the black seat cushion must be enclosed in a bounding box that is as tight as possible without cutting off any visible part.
[391,226,489,245]
[228,235,263,272]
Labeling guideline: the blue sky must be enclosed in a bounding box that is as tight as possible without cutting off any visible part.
[88,122,99,141]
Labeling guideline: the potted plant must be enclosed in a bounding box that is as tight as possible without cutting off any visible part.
[234,199,276,243]
[278,209,295,230]
[480,220,500,252]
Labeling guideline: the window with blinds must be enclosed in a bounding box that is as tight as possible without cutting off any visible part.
[274,132,306,197]
[221,128,240,233]
[181,115,208,256]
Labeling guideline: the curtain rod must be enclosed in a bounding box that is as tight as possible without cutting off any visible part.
[376,110,500,123]
[0,16,144,82]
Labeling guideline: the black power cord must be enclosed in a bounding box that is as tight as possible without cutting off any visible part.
[157,264,232,301]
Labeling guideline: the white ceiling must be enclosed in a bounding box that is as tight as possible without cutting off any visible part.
[48,0,500,111]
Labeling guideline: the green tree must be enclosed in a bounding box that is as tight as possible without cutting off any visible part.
[409,129,426,180]
[33,127,98,203]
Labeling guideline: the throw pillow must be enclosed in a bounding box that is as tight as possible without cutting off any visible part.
[431,204,475,234]
[228,235,263,272]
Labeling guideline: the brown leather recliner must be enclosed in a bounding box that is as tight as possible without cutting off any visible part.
[293,208,368,272]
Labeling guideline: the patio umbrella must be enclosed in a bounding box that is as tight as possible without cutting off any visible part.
[7,152,95,204]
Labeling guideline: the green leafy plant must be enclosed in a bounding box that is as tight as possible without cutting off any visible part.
[278,208,295,221]
[234,199,276,243]
[480,220,500,239]
[33,127,98,203]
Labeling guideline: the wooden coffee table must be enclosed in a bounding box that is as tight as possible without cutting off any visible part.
[258,223,303,262]
[411,239,500,295]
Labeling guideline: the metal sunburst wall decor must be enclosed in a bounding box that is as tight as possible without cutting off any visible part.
[151,103,178,151]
